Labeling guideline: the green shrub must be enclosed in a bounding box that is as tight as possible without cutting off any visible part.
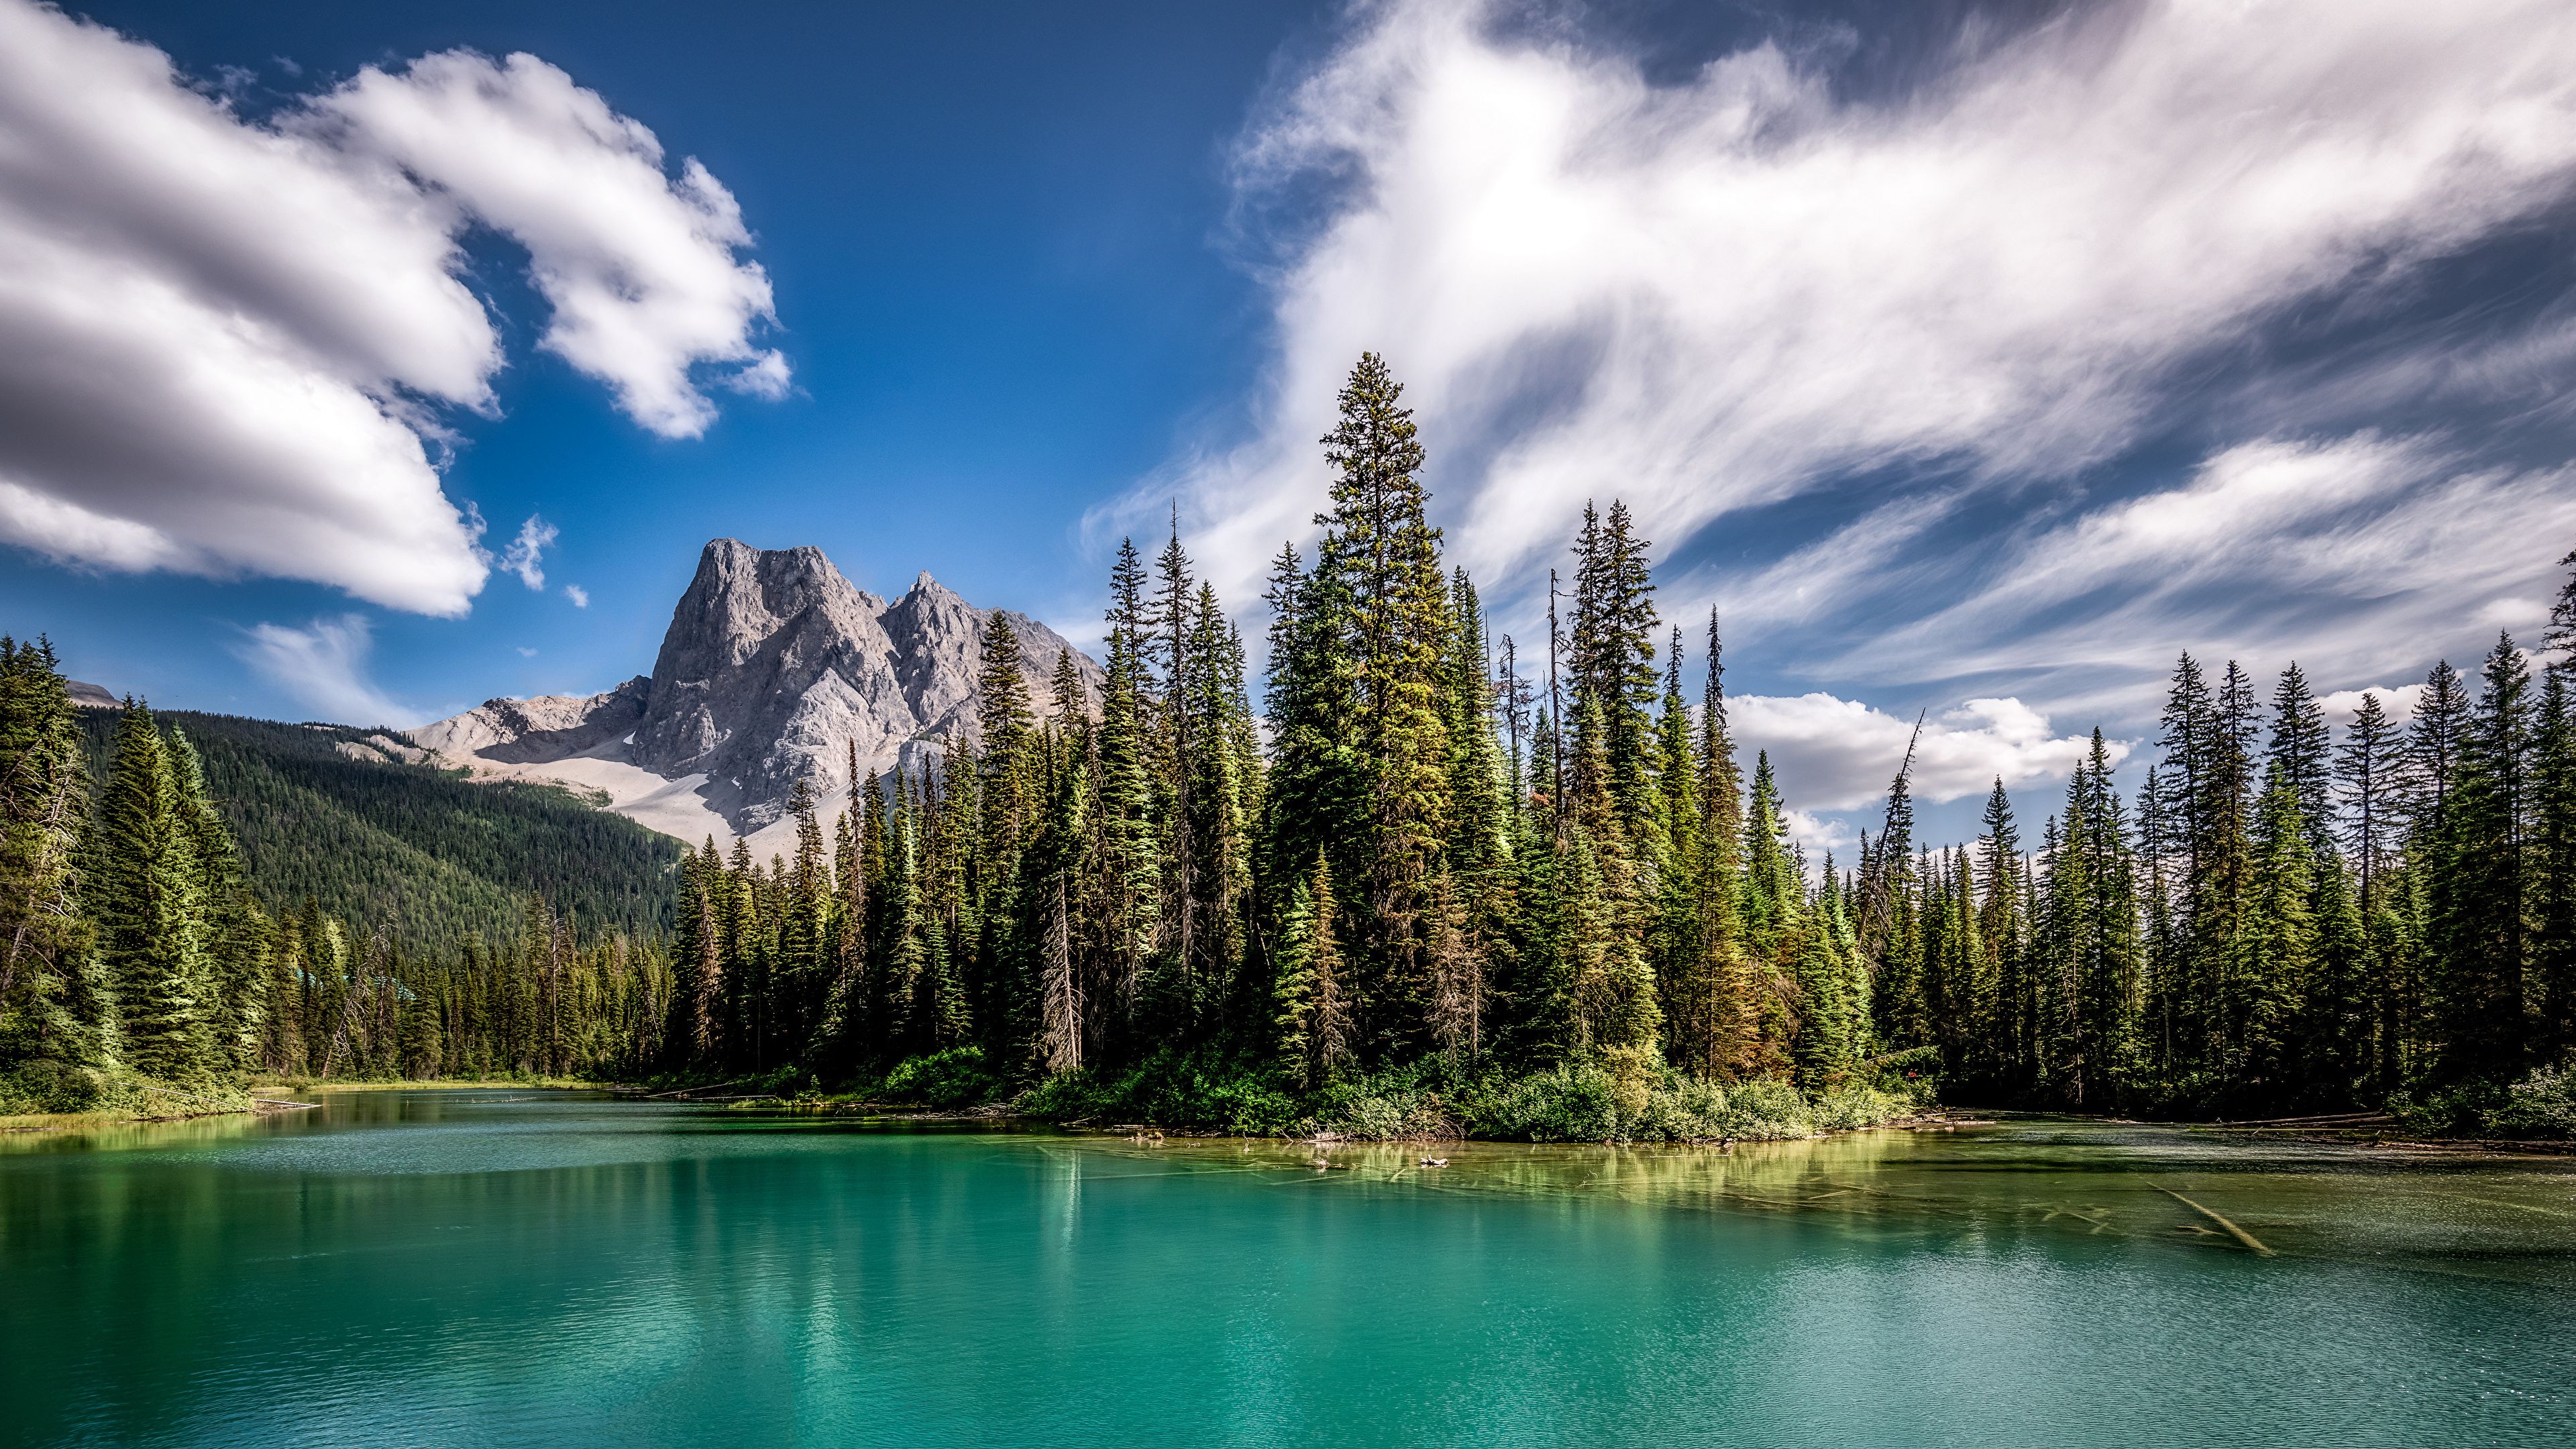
[854,1044,1910,1144]
[1807,1083,1909,1132]
[1631,1075,1733,1140]
[2491,1063,2576,1139]
[0,1060,248,1117]
[1719,1077,1812,1137]
[878,1046,1000,1108]
[1471,1065,1625,1141]
[2398,1061,2576,1140]
[1014,1049,1306,1134]
[1316,1073,1460,1140]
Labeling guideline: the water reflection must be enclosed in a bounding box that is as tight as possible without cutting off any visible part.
[985,1121,2576,1282]
[5,1091,2573,1448]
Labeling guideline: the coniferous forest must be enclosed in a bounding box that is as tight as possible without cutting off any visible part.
[9,354,2576,1137]
[1,651,674,1112]
[654,355,2576,1137]
[69,707,682,949]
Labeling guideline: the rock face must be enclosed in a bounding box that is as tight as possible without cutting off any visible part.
[412,539,1101,843]
[411,678,652,764]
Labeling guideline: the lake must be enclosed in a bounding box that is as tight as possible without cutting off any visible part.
[4,1090,2572,1446]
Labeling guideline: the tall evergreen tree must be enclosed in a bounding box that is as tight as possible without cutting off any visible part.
[2432,635,2536,1078]
[94,702,212,1079]
[1312,352,1452,1059]
[0,640,106,1069]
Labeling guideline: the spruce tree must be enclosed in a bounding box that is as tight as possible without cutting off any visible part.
[95,702,213,1080]
[2432,635,2535,1077]
[2532,663,2576,1061]
[1295,854,1352,1091]
[1978,779,2035,1097]
[1097,538,1163,1049]
[0,640,107,1070]
[1313,352,1452,1059]
[2337,691,2404,910]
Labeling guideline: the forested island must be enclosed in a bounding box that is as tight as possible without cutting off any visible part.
[7,355,2575,1142]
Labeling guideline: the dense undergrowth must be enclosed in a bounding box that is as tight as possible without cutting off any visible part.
[0,1060,253,1119]
[2389,1060,2576,1140]
[720,1049,1921,1144]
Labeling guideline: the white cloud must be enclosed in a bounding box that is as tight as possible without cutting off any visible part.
[1737,692,2111,814]
[311,50,786,438]
[496,514,557,590]
[1841,434,2576,712]
[2319,682,2424,729]
[231,615,416,726]
[517,646,539,657]
[1780,808,1856,867]
[1142,0,2576,627]
[562,583,590,608]
[0,2,780,615]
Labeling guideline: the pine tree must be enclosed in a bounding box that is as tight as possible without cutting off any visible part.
[2075,732,2142,1105]
[682,840,724,1068]
[1860,722,1925,1053]
[2338,691,2404,910]
[1567,499,1660,851]
[2432,635,2535,1078]
[1313,352,1452,1059]
[94,702,213,1080]
[2534,663,2576,1061]
[2269,664,2334,857]
[1097,538,1163,1050]
[2240,759,2316,1107]
[0,640,107,1069]
[1978,779,2034,1096]
[1297,854,1352,1090]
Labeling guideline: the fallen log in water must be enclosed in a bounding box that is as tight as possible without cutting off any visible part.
[2157,1185,2275,1256]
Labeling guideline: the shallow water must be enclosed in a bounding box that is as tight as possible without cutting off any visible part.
[3,1091,2572,1447]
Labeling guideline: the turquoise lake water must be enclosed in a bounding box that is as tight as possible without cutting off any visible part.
[4,1090,2573,1447]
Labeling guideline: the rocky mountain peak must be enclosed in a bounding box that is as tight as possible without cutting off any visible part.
[412,539,1102,852]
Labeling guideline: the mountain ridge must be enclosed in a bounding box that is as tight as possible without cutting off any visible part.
[412,538,1103,853]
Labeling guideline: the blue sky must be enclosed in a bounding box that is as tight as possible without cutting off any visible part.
[7,0,2576,850]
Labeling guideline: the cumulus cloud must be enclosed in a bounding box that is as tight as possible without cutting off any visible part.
[310,50,786,438]
[231,615,415,726]
[1736,692,2112,814]
[0,1,782,616]
[1780,809,1856,866]
[562,584,590,608]
[2319,682,2425,729]
[496,515,557,590]
[1137,0,2576,641]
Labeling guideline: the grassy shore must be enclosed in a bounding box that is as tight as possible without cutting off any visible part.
[685,1047,1925,1144]
[247,1076,606,1094]
[0,1067,610,1132]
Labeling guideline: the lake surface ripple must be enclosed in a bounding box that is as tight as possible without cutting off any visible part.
[5,1090,2572,1447]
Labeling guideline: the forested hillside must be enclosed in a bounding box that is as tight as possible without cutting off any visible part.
[2,654,678,1112]
[71,708,680,949]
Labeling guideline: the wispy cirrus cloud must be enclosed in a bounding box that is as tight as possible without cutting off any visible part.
[1837,433,2576,713]
[231,615,415,727]
[1137,0,2576,620]
[1101,0,2576,814]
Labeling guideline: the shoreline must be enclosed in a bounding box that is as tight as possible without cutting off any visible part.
[1,1078,609,1133]
[10,1087,2570,1157]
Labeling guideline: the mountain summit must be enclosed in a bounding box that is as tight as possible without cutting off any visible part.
[413,539,1100,850]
